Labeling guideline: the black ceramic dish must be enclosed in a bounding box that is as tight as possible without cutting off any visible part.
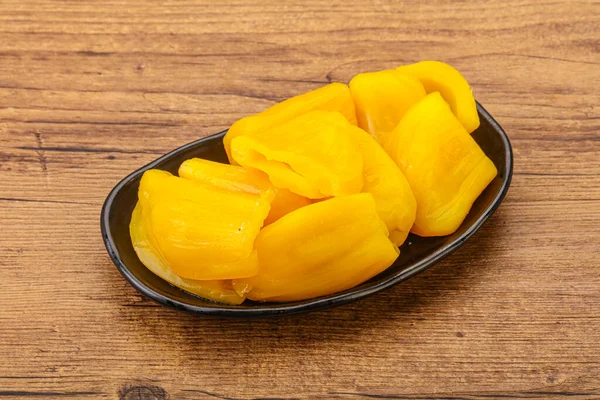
[101,103,512,317]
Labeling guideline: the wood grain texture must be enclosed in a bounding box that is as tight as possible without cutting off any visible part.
[1,0,599,399]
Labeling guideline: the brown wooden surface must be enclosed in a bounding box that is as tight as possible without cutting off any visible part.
[1,0,599,399]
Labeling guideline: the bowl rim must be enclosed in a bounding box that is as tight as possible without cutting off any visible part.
[100,102,513,317]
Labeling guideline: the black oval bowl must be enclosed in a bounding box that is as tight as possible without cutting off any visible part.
[101,103,512,317]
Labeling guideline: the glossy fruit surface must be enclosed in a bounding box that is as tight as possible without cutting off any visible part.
[137,169,273,280]
[223,83,357,163]
[343,124,416,246]
[230,110,364,199]
[396,61,480,133]
[130,203,245,305]
[386,92,497,236]
[232,193,399,302]
[350,70,426,144]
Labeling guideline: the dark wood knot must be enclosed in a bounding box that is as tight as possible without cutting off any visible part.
[119,385,168,400]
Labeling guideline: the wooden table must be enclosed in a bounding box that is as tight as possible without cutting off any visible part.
[1,1,599,399]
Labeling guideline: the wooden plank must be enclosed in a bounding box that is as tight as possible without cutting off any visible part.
[1,0,599,399]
